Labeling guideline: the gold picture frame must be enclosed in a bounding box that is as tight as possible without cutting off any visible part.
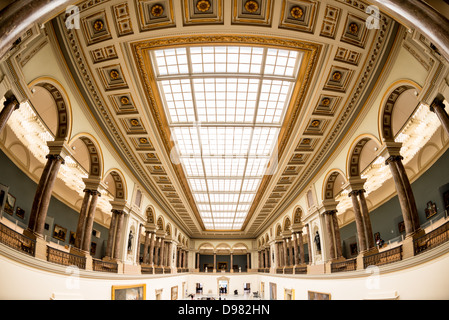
[53,224,67,242]
[112,284,146,300]
[171,285,178,300]
[308,290,331,300]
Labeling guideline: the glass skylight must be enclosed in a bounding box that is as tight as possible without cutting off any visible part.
[151,45,302,230]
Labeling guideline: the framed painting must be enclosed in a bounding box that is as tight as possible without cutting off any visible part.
[0,184,8,214]
[15,207,25,219]
[308,291,331,300]
[217,262,228,271]
[4,193,15,215]
[53,224,67,242]
[112,284,146,300]
[425,201,437,219]
[398,221,405,233]
[444,191,449,211]
[69,231,76,245]
[171,286,178,300]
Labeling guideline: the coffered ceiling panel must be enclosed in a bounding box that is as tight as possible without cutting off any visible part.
[52,0,398,238]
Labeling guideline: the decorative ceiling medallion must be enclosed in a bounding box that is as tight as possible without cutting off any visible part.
[313,95,341,116]
[98,65,128,91]
[323,66,354,93]
[341,14,369,48]
[334,47,362,66]
[348,22,358,35]
[151,4,164,17]
[244,0,259,13]
[136,0,175,31]
[332,71,342,81]
[290,6,303,19]
[81,10,112,45]
[130,119,140,126]
[311,119,321,127]
[197,0,211,12]
[183,0,223,25]
[110,69,120,80]
[139,138,148,144]
[279,0,318,34]
[120,96,130,105]
[321,98,330,106]
[232,0,272,25]
[93,19,104,31]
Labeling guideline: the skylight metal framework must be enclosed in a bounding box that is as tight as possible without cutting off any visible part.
[151,45,302,230]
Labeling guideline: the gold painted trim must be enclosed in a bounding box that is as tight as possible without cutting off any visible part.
[131,34,321,232]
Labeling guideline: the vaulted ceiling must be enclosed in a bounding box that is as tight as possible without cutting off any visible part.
[50,0,399,238]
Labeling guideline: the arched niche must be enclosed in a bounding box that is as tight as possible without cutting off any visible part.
[29,79,72,141]
[347,135,381,178]
[323,170,347,201]
[69,133,103,179]
[145,206,155,224]
[283,216,291,232]
[103,169,127,201]
[156,216,164,230]
[379,81,421,142]
[292,207,303,224]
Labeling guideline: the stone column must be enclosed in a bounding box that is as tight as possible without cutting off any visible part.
[178,247,182,268]
[282,238,288,267]
[27,140,70,239]
[149,232,155,265]
[358,190,375,249]
[82,190,100,252]
[297,231,305,264]
[33,155,65,236]
[349,190,367,252]
[306,224,312,263]
[213,252,217,272]
[331,212,343,258]
[287,237,293,267]
[184,250,189,269]
[196,252,200,269]
[105,210,118,259]
[385,155,416,236]
[113,210,125,260]
[154,237,160,266]
[292,232,299,266]
[230,252,234,272]
[430,94,449,136]
[159,238,165,267]
[143,231,150,264]
[247,253,250,270]
[136,225,143,264]
[74,189,92,249]
[0,94,19,134]
[324,211,336,260]
[264,247,269,268]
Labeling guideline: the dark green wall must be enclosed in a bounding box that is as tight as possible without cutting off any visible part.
[0,149,109,259]
[340,146,449,257]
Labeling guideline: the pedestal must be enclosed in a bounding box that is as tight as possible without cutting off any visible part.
[402,228,426,259]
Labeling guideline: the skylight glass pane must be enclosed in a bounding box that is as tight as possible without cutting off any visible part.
[152,45,302,230]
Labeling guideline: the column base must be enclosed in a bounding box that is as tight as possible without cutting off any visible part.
[307,263,325,275]
[403,228,426,259]
[123,263,141,275]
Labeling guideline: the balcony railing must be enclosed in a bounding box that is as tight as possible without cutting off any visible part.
[141,265,154,274]
[47,246,86,269]
[414,221,449,255]
[294,266,307,274]
[331,258,357,273]
[0,223,35,256]
[93,259,118,273]
[363,246,403,268]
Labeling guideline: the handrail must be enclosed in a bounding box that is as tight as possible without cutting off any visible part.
[0,222,35,256]
[92,259,118,273]
[414,220,449,255]
[47,246,86,269]
[363,246,403,268]
[331,258,357,273]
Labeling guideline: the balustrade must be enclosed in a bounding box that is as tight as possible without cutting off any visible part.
[0,223,35,256]
[47,246,86,269]
[363,246,403,268]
